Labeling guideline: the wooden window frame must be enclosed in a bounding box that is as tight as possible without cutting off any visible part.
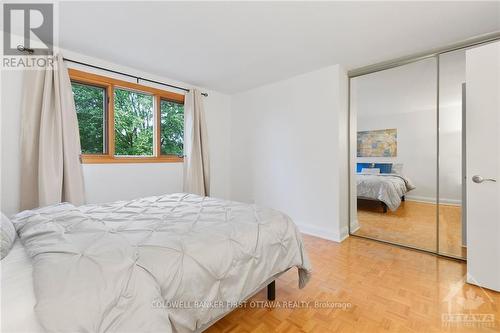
[69,68,185,164]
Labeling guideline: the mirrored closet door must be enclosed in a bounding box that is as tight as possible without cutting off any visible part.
[438,49,466,259]
[350,58,438,253]
[350,53,467,259]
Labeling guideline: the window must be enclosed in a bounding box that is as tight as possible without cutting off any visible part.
[114,88,154,156]
[72,82,107,154]
[160,100,184,156]
[69,69,185,163]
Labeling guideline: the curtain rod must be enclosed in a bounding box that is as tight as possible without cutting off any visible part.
[16,45,208,97]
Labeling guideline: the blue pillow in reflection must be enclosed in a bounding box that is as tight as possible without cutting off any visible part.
[356,163,374,173]
[356,163,392,173]
[375,163,392,174]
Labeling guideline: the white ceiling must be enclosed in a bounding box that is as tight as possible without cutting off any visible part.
[59,1,500,94]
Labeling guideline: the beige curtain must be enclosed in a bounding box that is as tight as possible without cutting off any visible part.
[183,89,210,196]
[20,54,85,210]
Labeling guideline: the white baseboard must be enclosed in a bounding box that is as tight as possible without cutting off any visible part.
[405,195,461,206]
[295,223,347,243]
[339,225,349,242]
[350,219,360,233]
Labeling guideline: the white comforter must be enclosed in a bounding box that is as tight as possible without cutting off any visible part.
[12,193,311,333]
[1,240,44,332]
[356,173,415,211]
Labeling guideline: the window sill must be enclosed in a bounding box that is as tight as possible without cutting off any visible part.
[81,155,184,164]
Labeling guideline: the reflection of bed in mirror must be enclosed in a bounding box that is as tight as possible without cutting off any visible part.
[356,163,415,213]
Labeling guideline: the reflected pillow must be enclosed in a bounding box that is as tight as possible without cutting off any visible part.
[361,168,380,175]
[392,163,403,175]
[1,212,16,259]
[374,163,392,174]
[356,163,375,173]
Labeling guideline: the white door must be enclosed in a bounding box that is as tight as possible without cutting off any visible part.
[466,41,500,292]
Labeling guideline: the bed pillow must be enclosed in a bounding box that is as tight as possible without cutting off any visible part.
[356,163,375,173]
[361,168,380,175]
[1,212,16,259]
[374,163,392,174]
[392,163,403,175]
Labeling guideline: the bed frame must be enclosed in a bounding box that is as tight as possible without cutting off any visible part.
[359,195,405,213]
[199,271,285,332]
[267,281,276,300]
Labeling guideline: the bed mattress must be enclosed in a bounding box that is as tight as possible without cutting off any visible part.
[10,193,311,332]
[356,173,415,211]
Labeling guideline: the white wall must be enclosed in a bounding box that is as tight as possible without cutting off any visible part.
[0,50,231,216]
[1,70,24,216]
[229,65,349,242]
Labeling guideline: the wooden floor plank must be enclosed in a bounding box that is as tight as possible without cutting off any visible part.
[354,200,464,257]
[206,235,499,333]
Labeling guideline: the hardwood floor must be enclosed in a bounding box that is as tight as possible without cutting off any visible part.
[354,200,465,258]
[207,235,499,333]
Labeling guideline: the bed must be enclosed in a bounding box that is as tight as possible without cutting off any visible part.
[356,172,415,212]
[3,193,311,332]
[1,240,44,332]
